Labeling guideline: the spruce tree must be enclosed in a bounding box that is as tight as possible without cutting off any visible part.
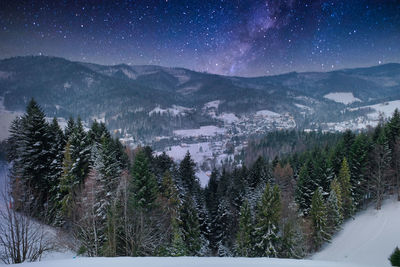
[47,117,65,223]
[180,196,201,255]
[69,117,91,186]
[295,160,314,214]
[236,199,253,257]
[59,141,74,221]
[8,99,52,213]
[371,128,392,210]
[337,158,353,218]
[326,186,343,235]
[169,218,187,256]
[253,183,281,257]
[64,116,75,142]
[179,151,199,198]
[131,150,158,210]
[310,187,330,250]
[349,133,371,208]
[215,198,233,256]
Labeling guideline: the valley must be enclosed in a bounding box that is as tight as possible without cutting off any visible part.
[1,57,400,185]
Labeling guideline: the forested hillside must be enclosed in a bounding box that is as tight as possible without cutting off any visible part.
[3,99,400,262]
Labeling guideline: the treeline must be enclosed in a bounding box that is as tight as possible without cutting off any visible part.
[6,99,400,258]
[244,130,343,166]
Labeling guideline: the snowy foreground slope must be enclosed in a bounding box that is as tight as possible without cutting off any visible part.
[16,256,364,267]
[313,198,400,267]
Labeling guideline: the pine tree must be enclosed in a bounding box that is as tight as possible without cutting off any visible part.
[69,117,91,186]
[131,150,158,210]
[180,196,201,255]
[349,133,371,208]
[337,158,353,218]
[47,117,65,223]
[310,187,330,250]
[169,218,187,256]
[23,99,52,204]
[279,220,299,259]
[387,109,400,146]
[295,160,315,214]
[179,151,199,198]
[236,199,253,257]
[248,157,270,189]
[64,116,75,142]
[326,185,343,235]
[59,141,74,221]
[371,128,392,210]
[123,149,161,256]
[389,246,400,266]
[253,183,281,257]
[311,149,333,196]
[215,198,233,256]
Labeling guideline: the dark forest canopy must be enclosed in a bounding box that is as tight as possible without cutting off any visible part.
[4,99,400,258]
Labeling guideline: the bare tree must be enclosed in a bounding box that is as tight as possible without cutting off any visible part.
[0,180,53,264]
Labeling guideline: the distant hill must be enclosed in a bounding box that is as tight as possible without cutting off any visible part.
[0,56,400,142]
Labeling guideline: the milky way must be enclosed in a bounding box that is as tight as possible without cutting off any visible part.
[0,0,399,76]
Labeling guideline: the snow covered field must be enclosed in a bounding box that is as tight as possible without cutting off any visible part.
[323,92,361,105]
[313,197,400,267]
[351,100,400,119]
[15,256,366,267]
[173,126,225,138]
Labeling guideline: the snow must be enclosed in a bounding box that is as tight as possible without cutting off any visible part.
[255,110,281,118]
[162,142,212,163]
[0,97,24,141]
[216,113,240,124]
[323,92,361,105]
[121,68,137,79]
[173,126,225,138]
[177,83,202,95]
[203,100,221,110]
[350,100,400,120]
[149,105,193,116]
[91,113,106,123]
[295,103,314,112]
[313,197,400,267]
[196,170,211,187]
[15,256,366,267]
[63,82,71,89]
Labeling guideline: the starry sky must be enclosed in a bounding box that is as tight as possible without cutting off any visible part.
[1,0,400,77]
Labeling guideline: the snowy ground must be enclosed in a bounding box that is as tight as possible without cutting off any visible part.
[313,197,400,267]
[173,126,225,138]
[324,92,361,105]
[14,256,366,267]
[350,100,400,120]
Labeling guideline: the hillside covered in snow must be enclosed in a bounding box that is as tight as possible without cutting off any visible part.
[313,198,400,267]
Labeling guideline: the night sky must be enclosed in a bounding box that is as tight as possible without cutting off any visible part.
[1,0,400,77]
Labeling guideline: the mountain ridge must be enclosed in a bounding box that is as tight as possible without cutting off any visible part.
[1,55,400,144]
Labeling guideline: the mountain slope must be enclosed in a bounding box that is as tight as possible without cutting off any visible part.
[1,56,400,144]
[313,198,400,267]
